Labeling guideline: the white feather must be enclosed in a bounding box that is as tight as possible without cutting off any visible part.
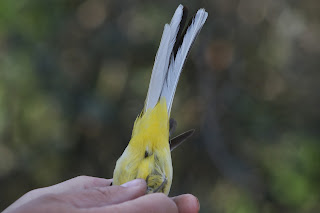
[144,5,184,112]
[144,24,170,112]
[161,8,208,114]
[144,5,208,115]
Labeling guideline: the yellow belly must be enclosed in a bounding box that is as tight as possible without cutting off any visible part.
[113,98,173,195]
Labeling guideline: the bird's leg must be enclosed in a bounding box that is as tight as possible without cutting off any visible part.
[153,177,167,193]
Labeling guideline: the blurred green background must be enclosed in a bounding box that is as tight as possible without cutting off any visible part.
[1,0,320,212]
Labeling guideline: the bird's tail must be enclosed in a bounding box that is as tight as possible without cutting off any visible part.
[144,5,208,115]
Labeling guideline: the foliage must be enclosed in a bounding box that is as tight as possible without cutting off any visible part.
[1,0,319,212]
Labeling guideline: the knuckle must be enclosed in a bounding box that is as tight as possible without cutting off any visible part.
[25,188,44,197]
[74,175,90,181]
[26,189,38,196]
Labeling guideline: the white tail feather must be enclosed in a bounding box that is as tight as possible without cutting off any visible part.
[144,5,208,114]
[144,5,184,112]
[161,9,208,114]
[144,24,170,112]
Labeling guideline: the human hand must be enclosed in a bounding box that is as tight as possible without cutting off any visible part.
[3,176,199,213]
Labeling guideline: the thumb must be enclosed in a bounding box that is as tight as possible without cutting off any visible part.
[63,179,147,208]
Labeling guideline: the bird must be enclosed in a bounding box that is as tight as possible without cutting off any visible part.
[113,4,208,195]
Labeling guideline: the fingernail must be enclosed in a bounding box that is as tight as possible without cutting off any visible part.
[121,179,142,187]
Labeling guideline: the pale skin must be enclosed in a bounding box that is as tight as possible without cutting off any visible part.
[3,176,200,213]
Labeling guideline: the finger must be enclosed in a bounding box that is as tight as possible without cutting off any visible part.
[65,179,147,208]
[7,176,112,210]
[172,194,200,213]
[48,176,112,192]
[84,193,178,213]
[32,176,111,196]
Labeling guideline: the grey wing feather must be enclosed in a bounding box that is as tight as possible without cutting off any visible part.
[170,129,195,151]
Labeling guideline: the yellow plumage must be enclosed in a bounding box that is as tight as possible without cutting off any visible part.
[112,5,207,195]
[113,98,172,194]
